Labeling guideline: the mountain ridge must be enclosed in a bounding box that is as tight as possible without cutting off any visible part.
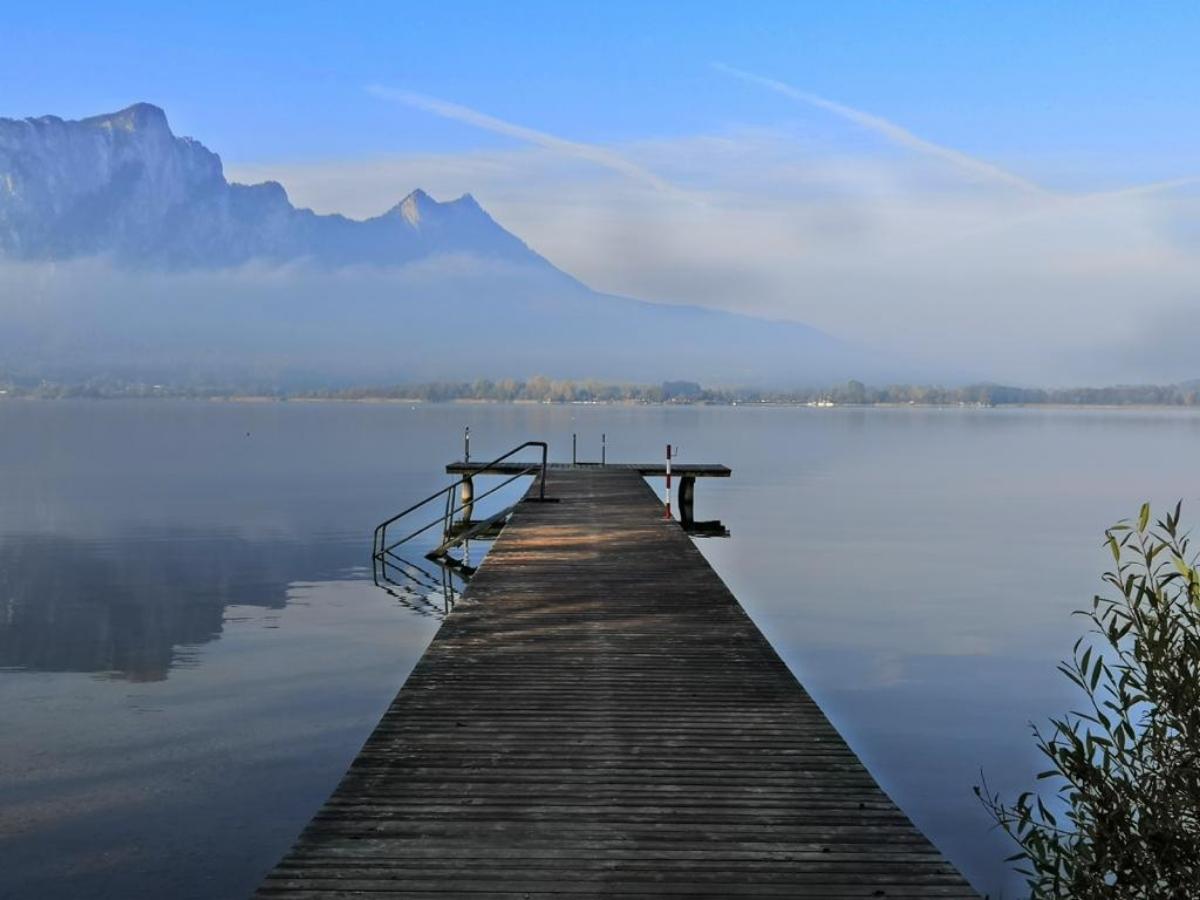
[0,103,555,271]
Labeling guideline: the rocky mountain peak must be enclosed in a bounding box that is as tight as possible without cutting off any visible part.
[0,104,550,270]
[83,102,171,134]
[389,189,488,229]
[394,189,433,226]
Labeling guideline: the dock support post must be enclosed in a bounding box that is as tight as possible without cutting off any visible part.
[679,476,695,526]
[460,476,474,522]
[462,427,473,518]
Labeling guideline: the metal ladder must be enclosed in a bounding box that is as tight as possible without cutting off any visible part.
[371,441,548,602]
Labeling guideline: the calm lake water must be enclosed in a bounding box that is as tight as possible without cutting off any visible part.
[2,400,1198,898]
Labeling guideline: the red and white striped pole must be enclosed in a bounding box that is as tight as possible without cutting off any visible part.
[664,443,672,519]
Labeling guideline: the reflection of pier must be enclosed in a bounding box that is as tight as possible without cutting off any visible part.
[368,550,466,619]
[265,455,975,897]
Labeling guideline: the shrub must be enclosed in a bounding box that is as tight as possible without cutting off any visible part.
[977,503,1200,898]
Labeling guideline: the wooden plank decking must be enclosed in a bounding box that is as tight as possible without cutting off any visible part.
[258,468,977,898]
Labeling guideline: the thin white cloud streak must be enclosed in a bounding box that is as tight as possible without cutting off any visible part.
[714,62,1048,196]
[1086,175,1200,200]
[716,63,1200,204]
[365,84,694,200]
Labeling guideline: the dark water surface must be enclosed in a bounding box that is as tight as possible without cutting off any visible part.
[2,400,1198,898]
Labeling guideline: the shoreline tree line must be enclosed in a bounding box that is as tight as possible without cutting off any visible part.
[3,376,1200,407]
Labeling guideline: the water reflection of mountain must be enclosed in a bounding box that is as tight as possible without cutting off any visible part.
[0,532,360,681]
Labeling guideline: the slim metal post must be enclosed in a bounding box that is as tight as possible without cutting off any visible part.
[464,426,470,463]
[539,443,547,500]
[664,443,672,519]
[572,433,577,465]
[601,433,606,466]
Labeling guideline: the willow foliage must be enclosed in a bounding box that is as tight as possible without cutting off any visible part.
[978,503,1200,898]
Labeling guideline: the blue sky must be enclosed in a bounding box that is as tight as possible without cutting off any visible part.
[5,2,1198,185]
[4,2,1199,382]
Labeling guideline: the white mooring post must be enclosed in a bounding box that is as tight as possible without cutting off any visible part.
[664,443,672,519]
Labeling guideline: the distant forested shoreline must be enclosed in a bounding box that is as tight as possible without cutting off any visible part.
[4,376,1200,407]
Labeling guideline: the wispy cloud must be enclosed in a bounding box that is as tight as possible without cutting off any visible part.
[366,85,690,199]
[1086,175,1200,200]
[714,63,1047,195]
[715,63,1200,205]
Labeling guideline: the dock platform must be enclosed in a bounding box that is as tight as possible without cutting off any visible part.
[445,460,731,478]
[259,467,976,898]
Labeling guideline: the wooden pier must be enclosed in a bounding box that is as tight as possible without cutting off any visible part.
[260,467,977,898]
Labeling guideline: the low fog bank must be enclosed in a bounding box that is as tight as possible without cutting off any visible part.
[0,258,914,389]
[0,256,1194,390]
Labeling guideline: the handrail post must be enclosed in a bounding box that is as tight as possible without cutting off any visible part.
[540,442,547,500]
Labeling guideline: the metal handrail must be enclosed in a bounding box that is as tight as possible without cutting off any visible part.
[371,440,547,564]
[380,465,534,554]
